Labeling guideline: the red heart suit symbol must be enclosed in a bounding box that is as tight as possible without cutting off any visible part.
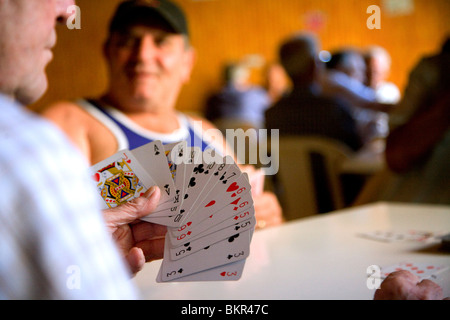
[205,200,216,207]
[226,182,239,192]
[92,173,100,182]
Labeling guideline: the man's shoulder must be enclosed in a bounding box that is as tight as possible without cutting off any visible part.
[41,99,102,135]
[41,99,88,120]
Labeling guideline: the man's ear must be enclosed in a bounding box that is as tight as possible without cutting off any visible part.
[181,46,196,83]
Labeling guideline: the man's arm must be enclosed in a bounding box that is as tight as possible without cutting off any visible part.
[41,101,93,159]
[385,92,450,173]
[41,101,119,164]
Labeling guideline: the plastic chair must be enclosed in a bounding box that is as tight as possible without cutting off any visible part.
[273,136,354,220]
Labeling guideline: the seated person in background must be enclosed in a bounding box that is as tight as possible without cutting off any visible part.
[364,45,401,105]
[354,37,450,205]
[321,49,395,143]
[263,62,291,104]
[364,45,401,139]
[205,62,271,132]
[381,90,450,204]
[265,33,365,213]
[43,0,283,229]
[265,33,363,152]
[389,37,450,129]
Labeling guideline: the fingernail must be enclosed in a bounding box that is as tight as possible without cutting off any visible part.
[145,186,158,199]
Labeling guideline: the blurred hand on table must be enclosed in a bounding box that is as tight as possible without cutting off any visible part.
[374,270,448,300]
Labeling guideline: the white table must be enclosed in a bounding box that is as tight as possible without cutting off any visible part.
[134,202,450,300]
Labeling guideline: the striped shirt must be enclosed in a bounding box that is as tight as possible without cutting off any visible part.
[0,95,137,299]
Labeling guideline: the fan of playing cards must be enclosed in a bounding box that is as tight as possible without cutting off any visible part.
[90,140,256,282]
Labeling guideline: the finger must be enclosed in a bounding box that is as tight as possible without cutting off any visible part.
[135,238,165,263]
[416,279,444,300]
[125,247,146,276]
[132,222,167,243]
[103,186,161,228]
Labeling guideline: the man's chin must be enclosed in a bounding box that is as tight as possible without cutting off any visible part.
[15,80,48,106]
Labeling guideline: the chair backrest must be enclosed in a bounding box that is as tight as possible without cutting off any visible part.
[274,136,353,220]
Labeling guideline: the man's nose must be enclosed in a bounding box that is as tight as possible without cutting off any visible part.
[133,35,160,62]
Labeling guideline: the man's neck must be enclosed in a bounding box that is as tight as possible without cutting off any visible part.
[100,93,180,133]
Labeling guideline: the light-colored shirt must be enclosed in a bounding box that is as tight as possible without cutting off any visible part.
[0,95,137,299]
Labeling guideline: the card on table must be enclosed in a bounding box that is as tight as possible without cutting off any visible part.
[357,230,440,243]
[380,262,449,281]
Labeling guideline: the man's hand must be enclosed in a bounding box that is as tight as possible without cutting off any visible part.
[240,166,284,229]
[374,270,446,300]
[102,186,167,276]
[253,191,284,229]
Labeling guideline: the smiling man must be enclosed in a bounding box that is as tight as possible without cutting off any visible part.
[43,0,283,229]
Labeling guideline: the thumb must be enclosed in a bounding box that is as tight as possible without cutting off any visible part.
[103,186,161,229]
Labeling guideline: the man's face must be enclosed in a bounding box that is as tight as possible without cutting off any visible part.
[104,24,195,111]
[0,0,74,105]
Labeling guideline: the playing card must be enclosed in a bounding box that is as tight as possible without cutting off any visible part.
[159,229,251,282]
[90,140,256,282]
[186,156,242,213]
[168,216,256,260]
[90,150,155,209]
[177,158,218,217]
[168,190,254,246]
[183,172,251,225]
[157,259,246,282]
[357,230,440,243]
[380,262,449,281]
[131,140,176,202]
[163,141,186,184]
[190,209,256,242]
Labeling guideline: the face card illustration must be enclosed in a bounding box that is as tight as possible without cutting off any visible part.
[90,151,155,209]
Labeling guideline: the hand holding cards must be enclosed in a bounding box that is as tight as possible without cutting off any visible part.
[90,140,256,282]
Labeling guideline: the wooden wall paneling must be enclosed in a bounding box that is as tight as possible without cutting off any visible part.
[30,0,450,116]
